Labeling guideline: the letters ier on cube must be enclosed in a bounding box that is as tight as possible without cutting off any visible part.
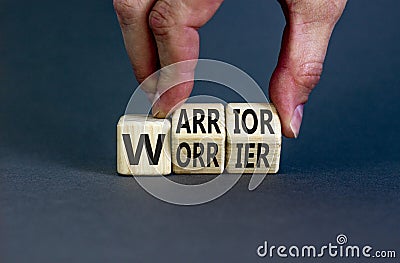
[117,115,171,175]
[171,103,226,174]
[225,103,281,174]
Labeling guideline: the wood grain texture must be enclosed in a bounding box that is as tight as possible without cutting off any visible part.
[117,115,171,175]
[171,103,226,174]
[225,103,281,174]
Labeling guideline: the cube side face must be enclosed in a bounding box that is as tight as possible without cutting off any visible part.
[117,123,131,175]
[171,103,226,174]
[225,103,282,174]
[117,115,171,175]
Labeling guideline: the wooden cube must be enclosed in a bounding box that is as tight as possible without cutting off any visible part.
[171,103,226,174]
[117,115,171,175]
[225,103,281,174]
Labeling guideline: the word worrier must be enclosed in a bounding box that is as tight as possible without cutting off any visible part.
[117,103,281,175]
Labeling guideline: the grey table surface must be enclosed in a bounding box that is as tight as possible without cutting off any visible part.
[1,0,399,262]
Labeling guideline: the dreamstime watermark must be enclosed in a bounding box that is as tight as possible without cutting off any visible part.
[256,234,397,260]
[123,59,279,205]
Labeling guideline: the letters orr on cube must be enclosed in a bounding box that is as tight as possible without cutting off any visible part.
[117,103,282,175]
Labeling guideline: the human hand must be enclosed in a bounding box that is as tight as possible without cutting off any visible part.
[114,0,347,138]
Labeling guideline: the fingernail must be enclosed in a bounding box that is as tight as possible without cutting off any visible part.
[289,104,304,138]
[152,108,167,119]
[153,110,160,118]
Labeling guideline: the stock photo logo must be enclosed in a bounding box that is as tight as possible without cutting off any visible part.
[119,59,281,205]
[256,234,397,260]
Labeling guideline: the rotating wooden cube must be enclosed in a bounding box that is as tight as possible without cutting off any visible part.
[117,115,171,175]
[225,103,281,174]
[171,103,226,174]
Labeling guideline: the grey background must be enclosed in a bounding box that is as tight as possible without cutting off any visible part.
[1,0,399,262]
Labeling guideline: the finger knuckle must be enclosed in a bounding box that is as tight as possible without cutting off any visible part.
[321,0,346,23]
[288,0,345,24]
[149,0,177,35]
[113,0,146,25]
[294,61,323,92]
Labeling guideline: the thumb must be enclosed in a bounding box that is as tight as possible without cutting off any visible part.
[269,0,346,138]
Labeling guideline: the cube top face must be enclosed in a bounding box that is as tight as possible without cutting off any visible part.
[225,103,282,174]
[171,103,226,174]
[117,115,171,176]
[118,114,171,129]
